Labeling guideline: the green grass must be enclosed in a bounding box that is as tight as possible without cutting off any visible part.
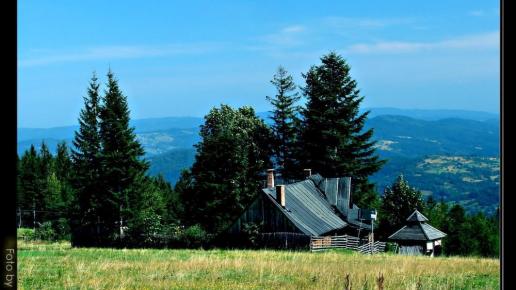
[18,240,499,289]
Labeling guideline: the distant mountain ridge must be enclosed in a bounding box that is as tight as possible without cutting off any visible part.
[18,107,499,143]
[17,109,500,215]
[363,107,499,121]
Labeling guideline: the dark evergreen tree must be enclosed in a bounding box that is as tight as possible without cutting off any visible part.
[70,73,103,246]
[37,142,54,220]
[18,145,40,227]
[152,174,183,224]
[465,212,498,257]
[377,174,424,240]
[98,70,149,244]
[39,142,54,175]
[443,204,467,255]
[178,105,271,234]
[423,197,449,235]
[16,154,23,225]
[299,52,385,208]
[266,66,301,180]
[54,142,75,211]
[124,174,168,246]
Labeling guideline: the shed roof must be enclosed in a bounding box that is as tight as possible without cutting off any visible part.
[406,210,428,222]
[388,210,446,241]
[262,179,348,236]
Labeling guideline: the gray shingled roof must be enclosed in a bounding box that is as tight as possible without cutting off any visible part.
[262,179,348,236]
[308,174,370,229]
[406,210,429,222]
[388,210,446,241]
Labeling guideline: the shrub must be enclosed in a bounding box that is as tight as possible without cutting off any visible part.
[17,228,35,241]
[242,222,263,248]
[182,224,209,248]
[35,222,56,241]
[53,218,71,241]
[126,212,168,247]
[385,242,398,253]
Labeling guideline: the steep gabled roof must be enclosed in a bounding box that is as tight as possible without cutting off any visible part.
[262,179,348,236]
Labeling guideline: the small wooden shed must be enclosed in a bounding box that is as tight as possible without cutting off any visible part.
[388,210,446,256]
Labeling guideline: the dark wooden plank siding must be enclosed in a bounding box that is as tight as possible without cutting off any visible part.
[229,194,302,235]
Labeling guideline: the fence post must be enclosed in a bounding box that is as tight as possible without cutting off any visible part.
[17,207,22,228]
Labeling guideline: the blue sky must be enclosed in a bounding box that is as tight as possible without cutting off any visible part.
[18,1,500,128]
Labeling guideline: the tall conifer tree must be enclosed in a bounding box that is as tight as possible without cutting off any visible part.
[99,70,148,242]
[19,145,40,226]
[55,142,74,211]
[71,73,103,245]
[299,52,385,208]
[266,66,301,180]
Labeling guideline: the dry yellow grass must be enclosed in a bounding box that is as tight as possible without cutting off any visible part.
[18,240,499,289]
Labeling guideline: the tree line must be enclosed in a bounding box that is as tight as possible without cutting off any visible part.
[16,52,499,256]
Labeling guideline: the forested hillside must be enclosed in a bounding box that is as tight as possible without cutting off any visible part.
[19,113,499,214]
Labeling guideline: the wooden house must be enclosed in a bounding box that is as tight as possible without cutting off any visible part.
[388,210,446,256]
[225,169,374,248]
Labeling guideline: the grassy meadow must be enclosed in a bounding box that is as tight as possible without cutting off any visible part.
[18,240,499,290]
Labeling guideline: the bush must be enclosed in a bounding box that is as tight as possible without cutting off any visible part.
[53,218,71,240]
[385,242,398,253]
[35,222,57,241]
[17,228,35,241]
[242,222,263,248]
[182,224,209,248]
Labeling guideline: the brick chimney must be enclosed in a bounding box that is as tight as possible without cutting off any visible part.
[304,168,312,178]
[276,185,285,207]
[266,169,275,188]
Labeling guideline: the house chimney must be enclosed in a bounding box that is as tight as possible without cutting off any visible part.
[304,168,312,178]
[276,185,285,207]
[344,177,352,209]
[267,169,275,188]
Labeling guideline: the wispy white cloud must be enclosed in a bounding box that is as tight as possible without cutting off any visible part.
[468,8,499,17]
[469,10,485,17]
[281,25,305,33]
[323,16,414,29]
[258,24,307,47]
[345,31,499,54]
[19,43,224,67]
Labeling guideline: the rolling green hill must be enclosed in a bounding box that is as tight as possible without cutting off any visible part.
[18,112,500,214]
[370,155,499,214]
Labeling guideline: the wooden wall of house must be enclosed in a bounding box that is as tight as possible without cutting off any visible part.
[229,193,302,235]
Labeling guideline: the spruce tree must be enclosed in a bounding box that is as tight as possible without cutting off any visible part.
[55,142,74,211]
[443,204,467,255]
[19,145,40,227]
[266,66,302,180]
[70,73,103,245]
[299,52,385,208]
[98,70,148,243]
[16,154,22,224]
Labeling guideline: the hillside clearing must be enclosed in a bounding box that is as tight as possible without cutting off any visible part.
[18,241,499,289]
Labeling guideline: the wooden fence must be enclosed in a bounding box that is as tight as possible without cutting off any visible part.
[357,241,387,254]
[310,235,360,251]
[310,235,386,254]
